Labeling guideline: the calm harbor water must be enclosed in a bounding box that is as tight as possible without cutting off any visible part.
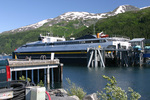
[1,56,150,100]
[62,65,150,100]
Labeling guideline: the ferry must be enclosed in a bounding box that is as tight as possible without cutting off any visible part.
[13,32,131,62]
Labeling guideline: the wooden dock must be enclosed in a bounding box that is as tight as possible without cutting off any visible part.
[7,59,63,89]
[8,59,60,67]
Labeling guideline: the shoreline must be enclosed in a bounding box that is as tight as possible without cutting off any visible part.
[47,88,97,100]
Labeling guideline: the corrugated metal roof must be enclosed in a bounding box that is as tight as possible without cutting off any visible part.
[130,38,145,42]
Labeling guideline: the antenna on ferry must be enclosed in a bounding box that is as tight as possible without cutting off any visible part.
[50,33,53,36]
[93,19,98,34]
[48,33,50,36]
[93,23,95,34]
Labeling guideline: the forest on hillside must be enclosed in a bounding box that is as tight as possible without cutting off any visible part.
[74,8,150,39]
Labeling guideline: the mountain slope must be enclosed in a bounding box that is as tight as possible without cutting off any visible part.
[1,5,140,34]
[74,7,150,39]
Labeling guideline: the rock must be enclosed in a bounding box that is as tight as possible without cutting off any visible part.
[83,93,98,100]
[48,88,68,97]
[50,95,79,100]
[70,95,80,100]
[58,89,68,94]
[46,89,79,100]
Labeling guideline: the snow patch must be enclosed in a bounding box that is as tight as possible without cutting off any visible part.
[21,19,49,29]
[59,12,106,20]
[140,6,150,9]
[11,19,52,32]
[115,5,126,14]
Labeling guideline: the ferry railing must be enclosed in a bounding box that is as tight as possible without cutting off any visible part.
[108,35,130,40]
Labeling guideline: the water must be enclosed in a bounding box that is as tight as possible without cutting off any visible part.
[0,55,12,59]
[62,65,150,100]
[1,56,150,99]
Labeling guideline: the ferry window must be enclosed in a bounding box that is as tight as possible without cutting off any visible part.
[106,39,114,41]
[47,43,54,45]
[26,45,33,47]
[54,43,58,45]
[85,41,91,43]
[76,41,80,44]
[57,39,63,41]
[80,41,85,44]
[93,40,100,43]
[52,41,82,45]
[39,44,45,46]
[42,44,45,46]
[34,44,38,46]
[45,43,47,46]
[22,45,27,47]
[85,40,100,43]
[101,39,106,43]
[35,44,45,46]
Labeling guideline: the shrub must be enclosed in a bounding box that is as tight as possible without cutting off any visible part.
[97,75,141,100]
[19,75,31,82]
[19,75,44,87]
[66,78,86,100]
[37,80,44,87]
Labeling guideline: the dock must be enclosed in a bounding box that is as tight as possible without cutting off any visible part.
[87,38,150,67]
[7,59,63,89]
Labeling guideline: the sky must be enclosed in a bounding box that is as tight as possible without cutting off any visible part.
[0,0,150,33]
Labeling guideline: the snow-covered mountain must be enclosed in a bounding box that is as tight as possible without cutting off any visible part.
[57,5,139,20]
[57,12,106,20]
[109,5,139,16]
[10,19,52,33]
[140,6,150,10]
[1,5,144,34]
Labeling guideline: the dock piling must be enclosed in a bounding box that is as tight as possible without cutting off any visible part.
[15,71,17,80]
[94,49,98,67]
[98,49,105,67]
[47,66,50,84]
[26,70,28,81]
[87,48,105,67]
[31,70,34,83]
[87,51,94,68]
[37,69,39,83]
[44,69,46,85]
